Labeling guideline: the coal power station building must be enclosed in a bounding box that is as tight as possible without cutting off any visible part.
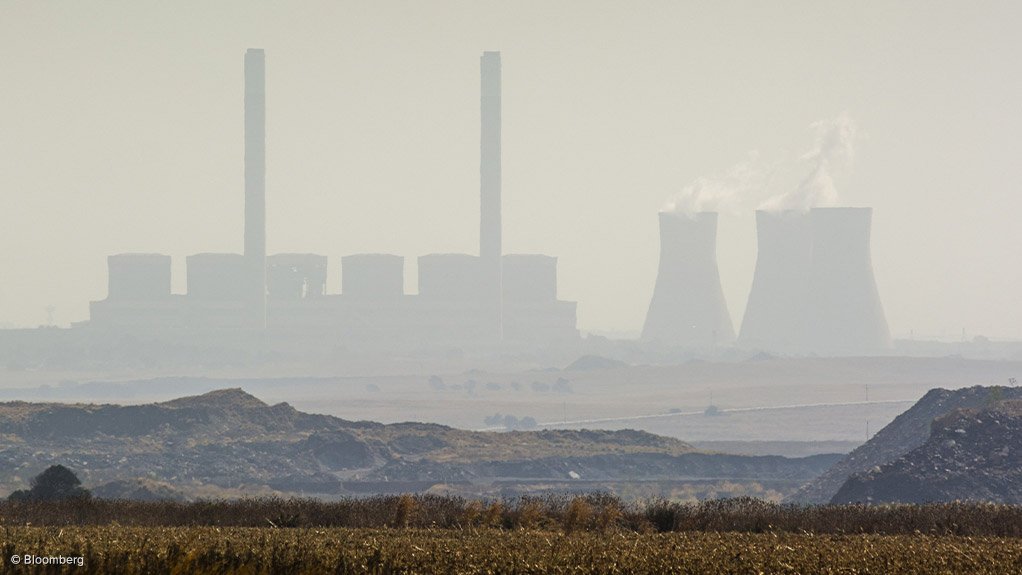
[85,49,578,350]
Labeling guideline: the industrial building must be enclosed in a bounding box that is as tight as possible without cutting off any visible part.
[80,49,893,358]
[85,49,579,351]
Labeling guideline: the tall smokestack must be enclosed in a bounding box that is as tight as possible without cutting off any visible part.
[642,211,735,348]
[480,51,502,340]
[245,48,266,328]
[805,207,890,354]
[738,210,813,352]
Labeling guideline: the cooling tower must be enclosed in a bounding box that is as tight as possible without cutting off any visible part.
[738,210,813,352]
[641,211,735,347]
[107,253,171,300]
[244,48,267,327]
[804,207,890,354]
[480,51,502,339]
[342,254,404,299]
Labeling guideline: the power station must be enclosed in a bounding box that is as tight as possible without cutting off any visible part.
[84,49,579,350]
[80,48,892,357]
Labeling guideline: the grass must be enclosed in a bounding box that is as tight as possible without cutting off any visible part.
[3,495,1022,536]
[4,495,1022,573]
[3,527,1022,574]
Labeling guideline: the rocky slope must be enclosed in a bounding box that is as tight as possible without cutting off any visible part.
[0,389,835,499]
[832,399,1022,504]
[787,385,1022,503]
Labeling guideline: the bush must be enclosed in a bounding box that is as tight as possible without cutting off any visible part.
[8,465,91,502]
[563,498,593,533]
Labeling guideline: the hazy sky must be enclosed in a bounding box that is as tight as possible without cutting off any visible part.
[1,1,1020,339]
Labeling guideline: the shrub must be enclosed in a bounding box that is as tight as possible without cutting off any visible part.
[393,494,417,528]
[563,497,593,533]
[8,465,91,502]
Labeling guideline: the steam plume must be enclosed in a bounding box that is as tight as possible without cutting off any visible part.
[664,151,768,215]
[760,113,857,212]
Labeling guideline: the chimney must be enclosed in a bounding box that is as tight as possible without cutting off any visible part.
[738,210,813,352]
[245,48,266,328]
[480,51,502,340]
[642,211,735,348]
[804,207,890,354]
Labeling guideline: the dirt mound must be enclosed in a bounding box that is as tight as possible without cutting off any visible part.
[788,385,1022,503]
[832,398,1022,503]
[160,388,269,410]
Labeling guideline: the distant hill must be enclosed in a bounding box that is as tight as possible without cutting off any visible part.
[788,385,1022,504]
[0,389,836,499]
[832,398,1022,504]
[91,478,188,502]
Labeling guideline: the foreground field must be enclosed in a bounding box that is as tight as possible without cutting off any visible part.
[7,496,1022,536]
[3,527,1022,574]
[4,497,1022,573]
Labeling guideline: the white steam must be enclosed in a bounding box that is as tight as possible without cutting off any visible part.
[760,113,857,212]
[664,151,769,216]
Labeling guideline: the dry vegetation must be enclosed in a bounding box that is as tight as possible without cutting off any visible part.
[3,496,1022,573]
[5,495,1022,535]
[412,428,697,463]
[4,527,1022,574]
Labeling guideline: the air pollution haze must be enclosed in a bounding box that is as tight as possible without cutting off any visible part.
[0,1,1020,341]
[1,4,1022,572]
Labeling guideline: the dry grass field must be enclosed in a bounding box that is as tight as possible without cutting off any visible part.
[3,496,1022,573]
[3,527,1022,574]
